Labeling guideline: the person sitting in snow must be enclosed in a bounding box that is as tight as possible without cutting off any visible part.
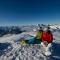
[41,27,53,56]
[27,26,43,44]
[35,26,43,44]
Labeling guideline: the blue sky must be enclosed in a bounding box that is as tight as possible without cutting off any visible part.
[0,0,60,26]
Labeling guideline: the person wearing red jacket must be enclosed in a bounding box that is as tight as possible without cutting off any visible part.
[41,27,53,56]
[42,29,53,43]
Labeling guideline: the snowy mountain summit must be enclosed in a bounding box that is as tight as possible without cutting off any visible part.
[0,24,60,60]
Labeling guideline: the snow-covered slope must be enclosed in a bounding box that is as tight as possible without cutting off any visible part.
[0,24,60,60]
[50,24,60,29]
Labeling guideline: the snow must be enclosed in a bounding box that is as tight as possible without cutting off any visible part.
[50,24,60,29]
[0,25,60,60]
[0,32,46,60]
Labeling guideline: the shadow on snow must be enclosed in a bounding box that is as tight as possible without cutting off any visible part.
[0,42,12,56]
[50,42,60,60]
